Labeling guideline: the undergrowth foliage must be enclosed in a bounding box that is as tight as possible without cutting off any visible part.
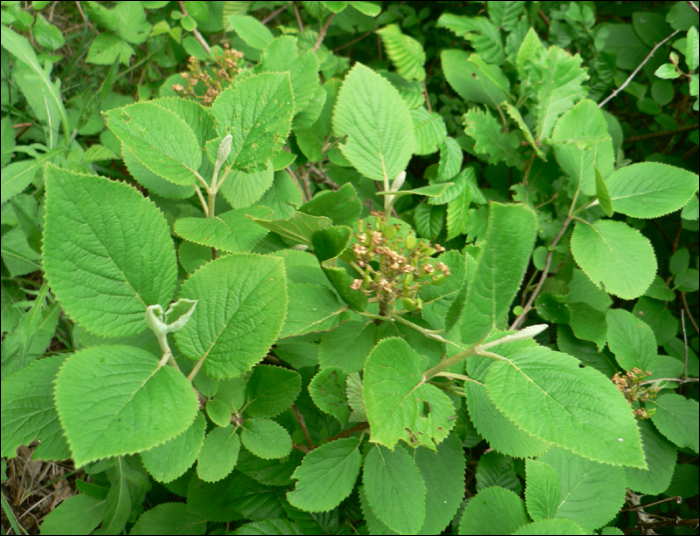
[1,2,698,535]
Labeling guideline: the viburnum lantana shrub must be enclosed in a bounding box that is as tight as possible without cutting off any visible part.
[1,1,698,534]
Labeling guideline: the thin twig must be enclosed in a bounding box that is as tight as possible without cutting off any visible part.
[681,293,699,334]
[325,422,370,442]
[292,404,315,449]
[292,443,311,453]
[599,30,680,108]
[623,124,699,144]
[422,79,432,113]
[687,0,699,14]
[313,13,335,53]
[286,167,309,202]
[293,2,304,33]
[262,5,288,25]
[333,30,373,52]
[178,0,211,55]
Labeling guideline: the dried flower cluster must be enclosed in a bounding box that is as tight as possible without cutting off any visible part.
[172,43,245,105]
[350,211,449,313]
[611,368,658,420]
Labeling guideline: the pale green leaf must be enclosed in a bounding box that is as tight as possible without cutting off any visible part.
[197,425,240,482]
[256,170,304,219]
[105,102,202,186]
[210,73,294,171]
[206,400,232,427]
[502,102,544,159]
[525,47,589,141]
[218,161,274,209]
[376,24,426,81]
[346,372,368,423]
[86,33,134,65]
[175,207,271,253]
[1,355,69,461]
[552,100,615,196]
[279,283,345,338]
[489,1,526,32]
[130,503,206,535]
[525,460,561,521]
[287,437,362,512]
[687,26,699,71]
[512,519,586,535]
[459,486,529,535]
[411,107,447,155]
[54,345,199,466]
[570,220,656,300]
[441,50,509,109]
[464,108,526,168]
[446,185,471,240]
[650,393,699,453]
[538,446,626,531]
[606,162,699,219]
[428,167,473,205]
[436,137,463,181]
[228,14,274,49]
[450,202,537,346]
[624,419,677,495]
[244,365,302,418]
[122,145,195,200]
[486,344,647,469]
[516,27,545,80]
[96,457,131,535]
[256,36,320,116]
[1,149,60,204]
[319,321,376,372]
[364,337,456,450]
[333,63,414,182]
[606,309,658,371]
[363,445,426,534]
[174,254,287,379]
[39,494,105,535]
[140,411,207,483]
[437,14,504,64]
[309,367,350,425]
[596,166,613,217]
[43,166,177,338]
[250,211,333,246]
[350,2,381,16]
[240,418,292,459]
[414,203,445,241]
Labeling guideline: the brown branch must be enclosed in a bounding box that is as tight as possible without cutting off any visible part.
[262,5,288,25]
[422,79,432,113]
[293,2,304,33]
[313,13,335,53]
[178,1,211,55]
[292,443,311,453]
[687,0,699,14]
[292,404,315,449]
[599,30,680,108]
[333,30,373,52]
[325,422,369,442]
[623,124,699,144]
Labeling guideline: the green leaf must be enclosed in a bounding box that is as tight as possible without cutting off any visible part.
[251,211,333,247]
[441,50,509,109]
[1,355,70,461]
[279,283,345,338]
[606,309,658,371]
[210,73,294,172]
[525,46,589,141]
[414,203,445,241]
[54,345,199,467]
[537,446,626,531]
[130,503,206,535]
[228,14,274,49]
[175,207,271,253]
[174,254,287,379]
[309,367,350,425]
[595,166,613,217]
[240,418,292,459]
[333,63,415,182]
[486,344,647,469]
[436,137,464,181]
[411,107,447,155]
[516,27,545,80]
[218,161,274,209]
[654,63,681,79]
[606,163,699,219]
[570,219,656,300]
[687,26,699,71]
[364,337,456,450]
[437,14,504,64]
[287,437,362,512]
[450,202,537,347]
[105,102,202,186]
[197,425,241,482]
[463,107,526,168]
[141,411,207,483]
[319,321,376,372]
[376,24,426,81]
[86,33,135,65]
[650,393,699,453]
[459,486,529,535]
[39,494,105,535]
[414,433,466,534]
[43,166,177,338]
[363,445,426,534]
[257,170,304,219]
[206,399,232,427]
[624,419,677,495]
[525,460,561,521]
[489,1,526,32]
[244,365,302,418]
[299,183,363,228]
[446,184,471,240]
[551,100,615,196]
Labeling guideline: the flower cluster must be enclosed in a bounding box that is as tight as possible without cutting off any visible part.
[172,43,245,105]
[611,368,658,420]
[349,211,450,312]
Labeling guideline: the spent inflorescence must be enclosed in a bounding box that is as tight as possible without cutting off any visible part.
[611,367,659,420]
[350,211,449,312]
[172,43,245,105]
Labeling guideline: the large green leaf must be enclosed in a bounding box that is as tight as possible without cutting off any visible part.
[105,102,202,186]
[449,202,537,347]
[570,219,656,300]
[54,345,199,467]
[319,321,376,372]
[459,486,529,535]
[376,24,426,81]
[363,445,426,534]
[228,14,274,49]
[606,163,699,219]
[486,344,647,468]
[279,283,346,338]
[441,50,509,109]
[464,108,526,168]
[411,107,447,155]
[332,63,414,182]
[244,365,302,418]
[174,207,272,253]
[650,393,699,453]
[43,166,177,338]
[239,418,292,459]
[552,99,615,196]
[174,254,287,379]
[210,72,294,172]
[197,425,241,482]
[606,309,658,371]
[287,437,362,512]
[438,14,504,64]
[363,337,456,450]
